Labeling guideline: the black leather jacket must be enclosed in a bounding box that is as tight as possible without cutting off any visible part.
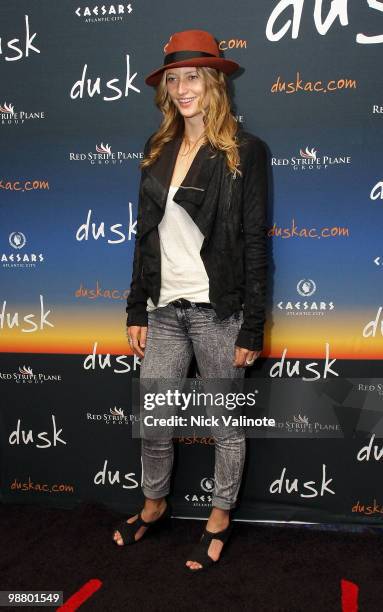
[126,127,268,351]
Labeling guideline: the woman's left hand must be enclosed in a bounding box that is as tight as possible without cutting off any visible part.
[233,346,262,368]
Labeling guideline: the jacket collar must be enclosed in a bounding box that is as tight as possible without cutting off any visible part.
[142,134,222,211]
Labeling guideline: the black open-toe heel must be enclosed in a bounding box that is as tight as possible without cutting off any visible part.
[185,521,233,572]
[112,502,171,546]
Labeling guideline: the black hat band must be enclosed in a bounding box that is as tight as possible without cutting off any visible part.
[164,50,217,65]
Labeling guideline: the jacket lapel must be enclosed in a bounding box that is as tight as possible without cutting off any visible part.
[140,134,224,240]
[142,136,182,212]
[143,136,222,206]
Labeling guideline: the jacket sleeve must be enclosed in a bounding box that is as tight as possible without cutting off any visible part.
[235,137,268,352]
[125,136,152,327]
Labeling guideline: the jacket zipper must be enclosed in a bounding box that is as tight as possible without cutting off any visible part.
[177,185,205,191]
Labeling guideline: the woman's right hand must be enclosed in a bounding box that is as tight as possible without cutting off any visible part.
[127,325,147,358]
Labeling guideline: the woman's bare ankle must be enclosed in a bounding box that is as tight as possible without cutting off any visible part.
[142,497,167,519]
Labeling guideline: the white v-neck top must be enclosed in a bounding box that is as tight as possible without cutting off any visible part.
[146,184,210,312]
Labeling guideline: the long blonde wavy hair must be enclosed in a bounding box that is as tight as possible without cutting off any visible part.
[140,66,242,178]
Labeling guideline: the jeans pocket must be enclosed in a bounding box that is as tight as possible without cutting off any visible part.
[196,307,243,325]
[226,310,244,325]
[195,305,218,320]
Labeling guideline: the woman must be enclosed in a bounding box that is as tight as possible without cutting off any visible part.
[112,29,268,572]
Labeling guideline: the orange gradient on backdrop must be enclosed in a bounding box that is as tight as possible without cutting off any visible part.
[0,306,383,358]
[0,307,131,355]
[266,309,383,359]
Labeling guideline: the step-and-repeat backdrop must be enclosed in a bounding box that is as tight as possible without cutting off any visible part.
[1,1,383,524]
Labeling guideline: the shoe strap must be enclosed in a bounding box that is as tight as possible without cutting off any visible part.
[188,544,215,568]
[136,513,151,527]
[115,505,168,544]
[187,524,232,568]
[202,523,232,545]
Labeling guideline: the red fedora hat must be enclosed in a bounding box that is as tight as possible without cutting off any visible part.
[145,29,240,87]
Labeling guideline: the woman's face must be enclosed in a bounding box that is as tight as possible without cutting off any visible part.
[165,66,208,118]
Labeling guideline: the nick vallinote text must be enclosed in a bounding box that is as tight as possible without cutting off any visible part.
[143,415,276,428]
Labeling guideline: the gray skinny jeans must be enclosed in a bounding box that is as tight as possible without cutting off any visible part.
[139,301,246,510]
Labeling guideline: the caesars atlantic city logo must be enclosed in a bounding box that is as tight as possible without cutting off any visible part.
[75,3,133,23]
[2,232,44,268]
[275,414,340,434]
[271,146,351,171]
[278,279,335,316]
[87,406,139,425]
[185,477,215,508]
[0,366,62,384]
[69,142,142,165]
[0,102,45,126]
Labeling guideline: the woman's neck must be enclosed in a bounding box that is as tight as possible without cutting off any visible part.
[182,116,206,144]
